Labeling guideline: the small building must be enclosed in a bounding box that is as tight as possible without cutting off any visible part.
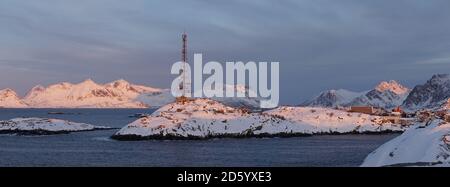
[435,110,447,119]
[349,106,381,115]
[417,110,434,122]
[382,116,399,124]
[382,112,413,126]
[392,106,403,113]
[444,113,450,123]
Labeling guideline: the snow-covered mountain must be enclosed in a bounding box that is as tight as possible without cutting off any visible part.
[402,74,450,111]
[112,98,406,140]
[301,89,362,107]
[22,79,162,108]
[362,119,450,167]
[349,80,410,109]
[0,79,262,108]
[304,80,410,109]
[0,89,27,108]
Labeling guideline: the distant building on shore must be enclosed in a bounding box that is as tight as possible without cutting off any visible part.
[348,106,382,115]
[445,113,450,123]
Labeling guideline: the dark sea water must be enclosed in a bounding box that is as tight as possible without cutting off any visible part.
[0,109,397,167]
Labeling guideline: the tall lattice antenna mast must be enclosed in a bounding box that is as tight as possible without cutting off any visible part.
[180,32,190,97]
[182,33,187,64]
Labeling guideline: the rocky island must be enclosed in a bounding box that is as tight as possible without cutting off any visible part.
[0,118,111,135]
[112,98,407,140]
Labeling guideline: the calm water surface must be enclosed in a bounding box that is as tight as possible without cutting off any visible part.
[0,109,397,167]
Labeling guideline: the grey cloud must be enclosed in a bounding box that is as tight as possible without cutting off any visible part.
[1,0,450,104]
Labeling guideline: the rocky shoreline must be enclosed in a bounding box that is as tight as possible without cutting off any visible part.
[0,127,115,136]
[110,130,402,141]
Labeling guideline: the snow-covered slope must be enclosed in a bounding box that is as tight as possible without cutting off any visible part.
[22,79,162,108]
[403,74,450,111]
[112,99,407,140]
[0,89,27,108]
[362,119,450,167]
[0,118,111,135]
[304,80,410,109]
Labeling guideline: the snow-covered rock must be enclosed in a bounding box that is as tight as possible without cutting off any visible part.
[403,74,450,111]
[22,79,162,108]
[362,119,450,167]
[0,118,111,135]
[0,89,27,108]
[304,80,410,110]
[112,99,407,140]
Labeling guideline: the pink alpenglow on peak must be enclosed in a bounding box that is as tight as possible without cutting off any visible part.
[304,80,410,109]
[22,79,164,108]
[0,88,27,108]
[375,80,410,95]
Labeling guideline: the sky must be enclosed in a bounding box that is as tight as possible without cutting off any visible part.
[1,0,450,104]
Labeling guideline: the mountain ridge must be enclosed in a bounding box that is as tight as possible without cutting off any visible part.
[0,79,163,108]
[304,80,410,109]
[0,79,261,109]
[402,74,450,110]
